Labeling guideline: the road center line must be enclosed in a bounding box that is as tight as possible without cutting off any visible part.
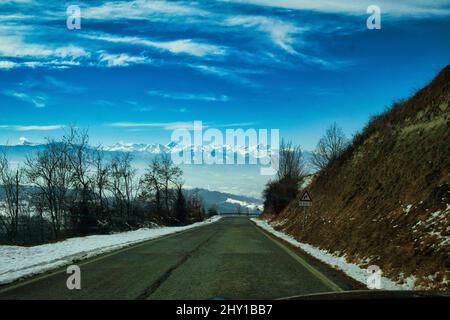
[136,231,216,300]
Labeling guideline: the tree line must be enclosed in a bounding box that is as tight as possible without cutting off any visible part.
[263,123,349,215]
[0,128,213,245]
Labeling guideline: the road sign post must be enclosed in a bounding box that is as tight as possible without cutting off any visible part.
[298,191,312,230]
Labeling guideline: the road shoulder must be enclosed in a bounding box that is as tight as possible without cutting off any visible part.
[250,219,366,293]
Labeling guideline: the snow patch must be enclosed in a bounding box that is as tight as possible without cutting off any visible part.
[403,204,413,214]
[0,216,221,285]
[251,218,416,290]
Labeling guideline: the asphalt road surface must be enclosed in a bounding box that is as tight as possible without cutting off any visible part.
[0,217,352,300]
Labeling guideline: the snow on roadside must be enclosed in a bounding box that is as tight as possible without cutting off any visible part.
[251,218,416,290]
[0,216,222,285]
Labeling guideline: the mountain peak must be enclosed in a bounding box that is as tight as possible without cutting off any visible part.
[18,137,36,146]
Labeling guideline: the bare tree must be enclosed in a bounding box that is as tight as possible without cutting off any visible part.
[207,204,219,217]
[92,148,110,219]
[262,140,306,215]
[235,203,241,215]
[140,154,182,222]
[63,128,97,233]
[159,153,183,217]
[173,181,188,225]
[64,128,93,204]
[277,140,306,184]
[0,152,24,243]
[25,139,71,239]
[140,157,164,214]
[109,153,137,227]
[187,191,205,222]
[311,123,349,170]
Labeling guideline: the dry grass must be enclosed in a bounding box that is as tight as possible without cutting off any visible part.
[265,65,450,290]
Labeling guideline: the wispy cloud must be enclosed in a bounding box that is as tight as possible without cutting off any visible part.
[224,15,302,54]
[187,64,260,87]
[85,34,226,58]
[148,90,229,102]
[0,60,17,69]
[84,0,209,20]
[132,106,155,112]
[222,0,450,17]
[0,124,65,131]
[107,121,256,130]
[218,122,257,128]
[43,76,86,94]
[3,90,47,108]
[99,52,149,67]
[0,35,90,61]
[107,121,199,130]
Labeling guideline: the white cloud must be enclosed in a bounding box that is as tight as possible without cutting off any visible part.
[84,0,209,20]
[187,64,259,87]
[0,60,17,69]
[1,0,32,3]
[0,35,90,69]
[224,16,302,54]
[148,90,229,102]
[152,39,225,57]
[19,137,28,144]
[108,121,255,130]
[0,36,53,58]
[0,14,32,21]
[0,36,89,60]
[43,76,86,94]
[99,52,148,67]
[16,125,64,131]
[3,90,47,108]
[54,45,90,59]
[221,0,450,17]
[86,34,226,58]
[0,125,65,131]
[108,121,199,130]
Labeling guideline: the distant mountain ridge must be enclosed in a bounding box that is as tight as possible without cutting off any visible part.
[0,140,314,199]
[0,185,262,214]
[185,188,263,214]
[3,139,312,156]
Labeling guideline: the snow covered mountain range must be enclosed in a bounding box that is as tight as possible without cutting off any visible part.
[0,140,314,198]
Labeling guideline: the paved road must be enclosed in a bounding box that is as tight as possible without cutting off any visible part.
[0,217,350,300]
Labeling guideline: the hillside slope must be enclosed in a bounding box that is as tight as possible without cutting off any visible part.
[262,66,450,290]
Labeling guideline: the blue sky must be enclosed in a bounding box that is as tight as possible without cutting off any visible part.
[1,0,450,150]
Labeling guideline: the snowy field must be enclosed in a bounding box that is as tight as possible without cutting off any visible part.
[0,216,221,285]
[251,218,416,290]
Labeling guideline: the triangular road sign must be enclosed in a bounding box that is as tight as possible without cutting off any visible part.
[300,190,312,202]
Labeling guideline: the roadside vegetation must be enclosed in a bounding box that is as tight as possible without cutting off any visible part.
[262,126,348,216]
[262,140,307,215]
[310,123,349,171]
[0,128,214,245]
[261,65,450,290]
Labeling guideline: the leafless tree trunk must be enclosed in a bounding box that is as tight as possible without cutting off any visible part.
[140,154,182,222]
[159,154,182,217]
[277,139,307,184]
[311,123,349,170]
[92,149,110,220]
[65,127,93,205]
[25,139,71,239]
[109,153,137,227]
[0,152,24,243]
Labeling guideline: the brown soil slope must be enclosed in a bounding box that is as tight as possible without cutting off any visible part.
[264,66,450,290]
